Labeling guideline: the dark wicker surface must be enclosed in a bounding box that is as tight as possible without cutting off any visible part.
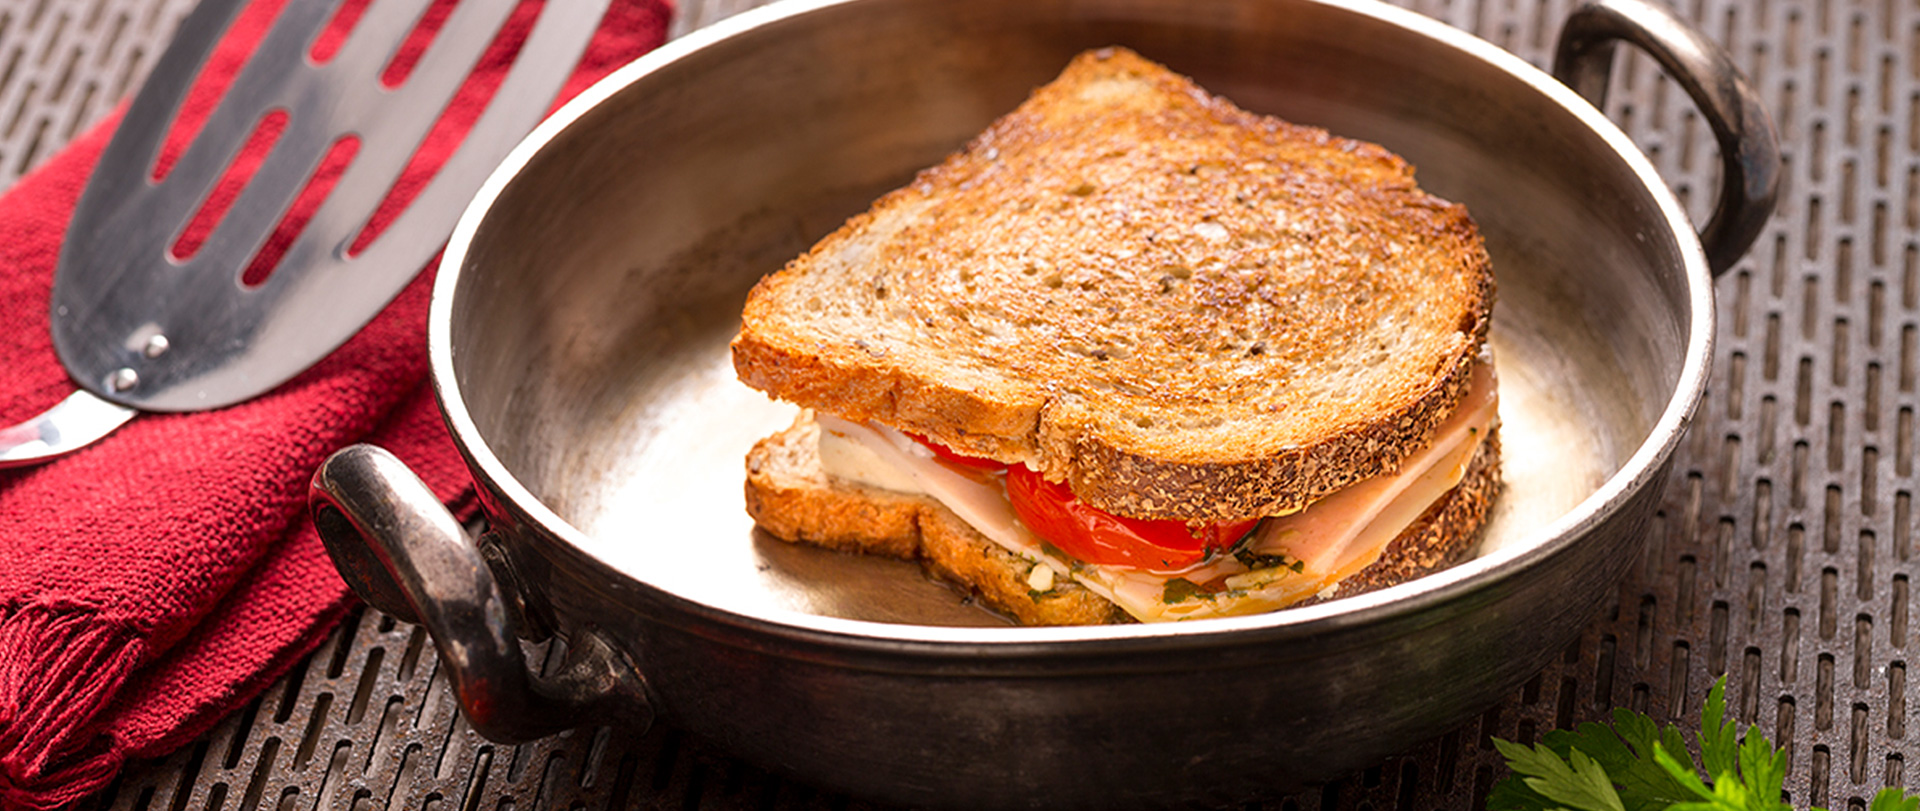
[10,0,1907,807]
[0,0,193,187]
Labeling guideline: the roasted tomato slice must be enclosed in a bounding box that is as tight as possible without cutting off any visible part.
[1004,465,1258,571]
[906,432,1005,472]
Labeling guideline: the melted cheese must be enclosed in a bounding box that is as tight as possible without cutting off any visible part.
[815,359,1499,622]
[817,413,1038,556]
[1249,358,1500,577]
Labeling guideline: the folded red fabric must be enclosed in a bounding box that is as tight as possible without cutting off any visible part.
[0,2,669,808]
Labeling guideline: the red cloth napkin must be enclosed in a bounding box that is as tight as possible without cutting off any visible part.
[0,2,670,808]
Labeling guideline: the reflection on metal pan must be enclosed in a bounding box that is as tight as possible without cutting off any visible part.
[312,0,1778,807]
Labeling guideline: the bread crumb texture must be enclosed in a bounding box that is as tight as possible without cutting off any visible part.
[733,47,1495,521]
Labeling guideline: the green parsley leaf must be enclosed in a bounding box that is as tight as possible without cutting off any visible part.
[1869,787,1920,811]
[1544,749,1630,811]
[1491,676,1920,811]
[1736,713,1787,809]
[1525,712,1697,811]
[1490,738,1624,811]
[1697,678,1739,783]
[1486,772,1562,811]
[1650,741,1732,809]
[1492,677,1788,811]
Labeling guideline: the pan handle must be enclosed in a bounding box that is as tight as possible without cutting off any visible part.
[310,444,651,743]
[1553,0,1780,277]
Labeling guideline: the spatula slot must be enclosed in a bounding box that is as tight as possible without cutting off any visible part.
[309,0,371,65]
[243,134,362,287]
[348,0,546,257]
[170,107,286,262]
[380,0,461,89]
[147,0,284,184]
[47,0,612,413]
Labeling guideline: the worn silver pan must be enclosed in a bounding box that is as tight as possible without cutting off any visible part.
[310,0,1778,807]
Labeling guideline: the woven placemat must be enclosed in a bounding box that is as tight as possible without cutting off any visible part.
[15,0,1904,807]
[0,0,193,187]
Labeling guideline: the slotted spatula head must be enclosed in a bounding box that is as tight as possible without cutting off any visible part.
[50,0,608,412]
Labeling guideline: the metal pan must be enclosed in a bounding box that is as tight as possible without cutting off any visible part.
[310,0,1779,807]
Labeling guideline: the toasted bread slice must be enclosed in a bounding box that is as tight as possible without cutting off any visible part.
[732,48,1495,522]
[744,416,1502,626]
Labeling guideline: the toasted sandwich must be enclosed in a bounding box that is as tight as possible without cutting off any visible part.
[731,48,1500,625]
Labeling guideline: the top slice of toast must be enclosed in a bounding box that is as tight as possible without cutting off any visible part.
[732,48,1495,522]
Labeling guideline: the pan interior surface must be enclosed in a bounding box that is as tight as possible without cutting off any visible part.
[447,0,1697,629]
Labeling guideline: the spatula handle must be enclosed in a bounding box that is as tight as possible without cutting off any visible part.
[0,390,138,468]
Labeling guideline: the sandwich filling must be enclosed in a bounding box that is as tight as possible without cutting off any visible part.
[813,358,1499,622]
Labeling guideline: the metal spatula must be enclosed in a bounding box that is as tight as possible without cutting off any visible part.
[0,0,609,467]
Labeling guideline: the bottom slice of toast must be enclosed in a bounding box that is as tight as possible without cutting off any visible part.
[744,416,1503,626]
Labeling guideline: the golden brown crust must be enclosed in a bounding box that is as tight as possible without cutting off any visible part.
[732,47,1495,522]
[744,417,1501,626]
[743,419,922,558]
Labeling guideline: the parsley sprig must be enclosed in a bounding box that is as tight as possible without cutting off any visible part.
[1488,677,1920,811]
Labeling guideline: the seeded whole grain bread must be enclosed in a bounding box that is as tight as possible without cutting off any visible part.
[743,415,1502,625]
[731,47,1496,522]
